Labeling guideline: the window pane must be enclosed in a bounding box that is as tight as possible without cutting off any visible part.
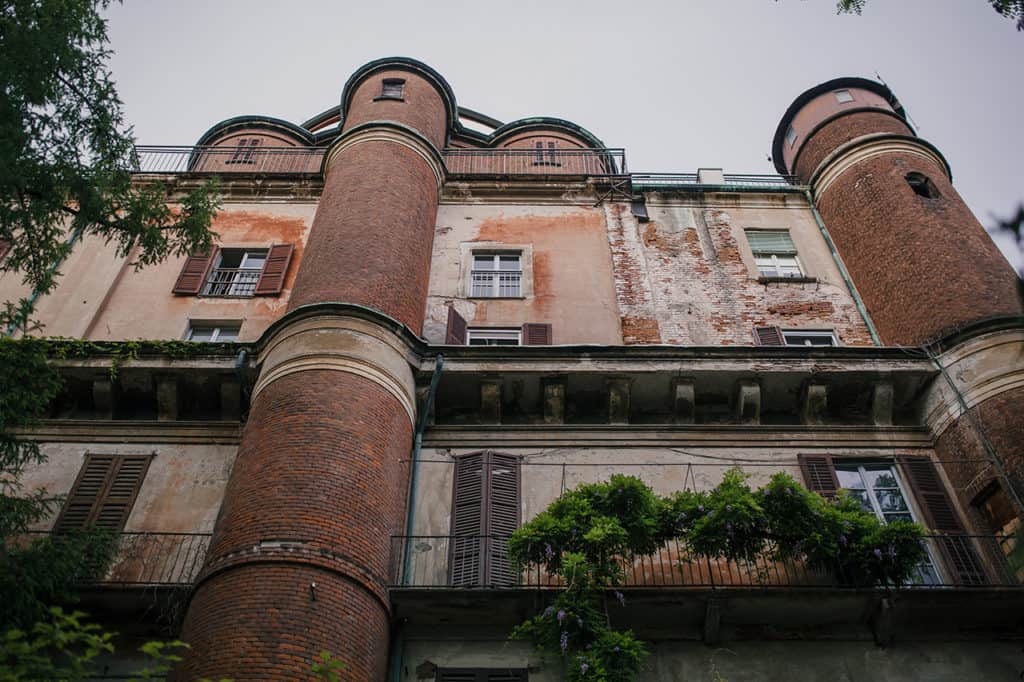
[473,255,496,270]
[865,468,898,490]
[188,327,215,341]
[498,255,521,271]
[834,89,854,103]
[217,326,240,342]
[836,468,865,490]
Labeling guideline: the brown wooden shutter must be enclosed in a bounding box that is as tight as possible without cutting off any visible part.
[486,453,520,586]
[521,323,552,346]
[449,452,520,587]
[754,325,784,346]
[254,243,294,295]
[797,454,840,499]
[450,453,485,587]
[172,250,216,295]
[54,454,151,533]
[897,455,987,585]
[445,306,468,345]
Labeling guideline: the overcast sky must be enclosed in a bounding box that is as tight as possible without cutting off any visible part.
[104,0,1023,268]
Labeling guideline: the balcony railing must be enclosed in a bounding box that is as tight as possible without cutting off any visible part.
[443,148,627,177]
[132,146,326,175]
[202,267,260,297]
[631,173,800,190]
[24,531,212,586]
[391,534,1023,590]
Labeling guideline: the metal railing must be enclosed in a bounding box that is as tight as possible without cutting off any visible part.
[391,534,1022,590]
[631,173,799,190]
[132,146,326,175]
[23,531,212,586]
[443,148,627,177]
[201,267,260,297]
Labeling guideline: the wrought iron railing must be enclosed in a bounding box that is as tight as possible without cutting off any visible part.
[390,534,1022,589]
[631,173,800,189]
[443,148,627,177]
[24,531,212,586]
[132,146,326,174]
[201,267,261,297]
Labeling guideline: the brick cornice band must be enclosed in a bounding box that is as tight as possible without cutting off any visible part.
[323,121,446,188]
[253,313,418,426]
[810,134,950,199]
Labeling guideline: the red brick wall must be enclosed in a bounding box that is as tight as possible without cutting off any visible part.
[177,370,412,680]
[342,68,448,150]
[815,151,1022,345]
[793,112,911,181]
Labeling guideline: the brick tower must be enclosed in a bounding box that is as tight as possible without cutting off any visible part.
[772,77,1022,346]
[176,58,451,680]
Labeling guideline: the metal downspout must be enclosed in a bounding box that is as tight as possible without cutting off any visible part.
[390,353,444,682]
[803,189,882,346]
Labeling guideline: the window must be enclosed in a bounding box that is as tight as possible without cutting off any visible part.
[379,78,405,99]
[54,455,152,533]
[782,329,837,347]
[834,89,854,103]
[746,229,804,279]
[226,138,261,165]
[471,253,522,297]
[450,452,520,587]
[436,669,527,682]
[172,244,294,297]
[785,125,797,147]
[532,140,560,166]
[467,328,520,346]
[906,172,940,199]
[186,322,241,342]
[835,463,941,584]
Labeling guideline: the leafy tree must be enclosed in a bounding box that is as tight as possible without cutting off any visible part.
[834,0,1024,31]
[0,0,219,334]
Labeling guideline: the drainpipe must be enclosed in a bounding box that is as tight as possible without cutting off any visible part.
[803,189,882,346]
[3,224,86,337]
[389,354,443,682]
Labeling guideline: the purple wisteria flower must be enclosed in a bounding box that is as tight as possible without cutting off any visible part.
[786,487,793,495]
[577,617,583,627]
[544,543,555,560]
[580,662,589,674]
[544,606,554,617]
[839,534,848,546]
[560,631,569,651]
[726,504,732,511]
[557,609,566,622]
[873,548,883,559]
[698,505,705,513]
[614,590,625,606]
[613,646,620,653]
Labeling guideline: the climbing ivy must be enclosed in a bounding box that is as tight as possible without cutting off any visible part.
[509,469,927,681]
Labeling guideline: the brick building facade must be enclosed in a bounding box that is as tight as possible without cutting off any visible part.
[5,59,1024,680]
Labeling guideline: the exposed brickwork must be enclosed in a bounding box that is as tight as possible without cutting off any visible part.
[605,200,873,346]
[815,151,1022,345]
[793,111,911,181]
[342,69,448,150]
[934,385,1024,533]
[288,140,439,333]
[178,370,412,680]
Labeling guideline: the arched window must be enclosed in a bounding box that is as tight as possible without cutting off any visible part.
[906,172,940,199]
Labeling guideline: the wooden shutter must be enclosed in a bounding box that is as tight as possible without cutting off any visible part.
[449,452,520,587]
[450,453,485,586]
[486,453,521,586]
[897,455,987,585]
[254,243,294,295]
[445,306,468,345]
[54,455,151,533]
[172,250,215,295]
[521,323,552,346]
[746,230,798,255]
[754,325,784,346]
[798,454,840,499]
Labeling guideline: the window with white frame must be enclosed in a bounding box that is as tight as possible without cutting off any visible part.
[834,89,855,103]
[746,229,804,279]
[470,252,522,297]
[782,330,837,347]
[202,249,267,297]
[466,328,521,346]
[835,463,941,584]
[186,322,241,342]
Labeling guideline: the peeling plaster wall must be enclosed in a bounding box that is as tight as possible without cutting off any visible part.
[425,203,622,345]
[605,194,874,346]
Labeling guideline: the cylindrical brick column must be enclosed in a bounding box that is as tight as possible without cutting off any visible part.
[774,78,1022,346]
[177,59,450,680]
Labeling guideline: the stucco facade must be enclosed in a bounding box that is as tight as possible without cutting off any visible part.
[3,59,1023,680]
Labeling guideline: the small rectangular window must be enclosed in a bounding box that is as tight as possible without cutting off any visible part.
[467,328,521,346]
[746,229,804,279]
[834,89,854,103]
[380,78,405,99]
[186,322,241,342]
[471,252,522,297]
[532,140,561,166]
[785,125,797,147]
[226,138,261,165]
[782,330,837,347]
[202,249,267,297]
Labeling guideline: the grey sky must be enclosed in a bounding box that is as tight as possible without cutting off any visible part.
[105,0,1023,267]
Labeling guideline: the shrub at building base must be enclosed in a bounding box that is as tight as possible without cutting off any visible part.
[509,470,928,681]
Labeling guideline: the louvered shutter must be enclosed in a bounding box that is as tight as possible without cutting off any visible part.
[797,454,840,499]
[521,323,552,346]
[172,250,215,295]
[486,453,520,586]
[450,454,485,586]
[445,306,468,345]
[897,455,986,585]
[746,230,798,255]
[254,243,294,295]
[54,455,151,533]
[754,325,784,346]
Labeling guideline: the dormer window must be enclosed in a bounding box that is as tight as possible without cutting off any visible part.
[379,78,405,100]
[834,89,854,104]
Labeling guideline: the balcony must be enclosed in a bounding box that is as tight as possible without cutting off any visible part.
[443,148,627,178]
[132,146,325,175]
[201,267,260,297]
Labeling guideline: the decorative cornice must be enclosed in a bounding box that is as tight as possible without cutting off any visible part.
[811,134,951,199]
[19,420,242,444]
[323,121,446,188]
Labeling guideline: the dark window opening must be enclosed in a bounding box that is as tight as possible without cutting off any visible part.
[973,481,1017,535]
[532,140,561,166]
[906,172,940,199]
[226,138,260,165]
[380,78,405,99]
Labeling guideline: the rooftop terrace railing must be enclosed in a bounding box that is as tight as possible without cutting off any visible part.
[391,534,1022,590]
[25,531,212,586]
[631,173,800,190]
[133,146,326,175]
[443,148,627,177]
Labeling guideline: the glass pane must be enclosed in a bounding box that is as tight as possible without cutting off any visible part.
[497,255,521,271]
[883,512,913,523]
[864,467,899,489]
[848,490,873,513]
[188,327,215,342]
[217,327,240,342]
[876,490,909,513]
[240,251,267,269]
[473,256,496,270]
[836,468,865,490]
